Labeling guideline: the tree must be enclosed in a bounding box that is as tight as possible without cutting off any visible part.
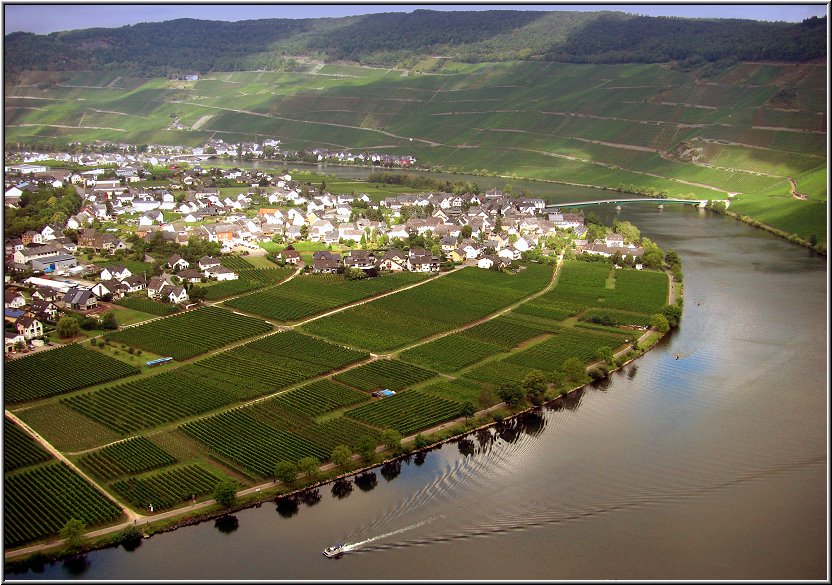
[380,428,402,451]
[188,285,207,301]
[522,371,547,405]
[274,460,298,485]
[612,219,641,243]
[331,445,352,469]
[100,311,118,330]
[496,382,525,407]
[56,316,80,338]
[460,401,476,420]
[596,345,614,366]
[460,225,473,239]
[298,456,320,481]
[563,357,586,382]
[60,518,85,552]
[651,313,670,333]
[660,304,682,328]
[357,435,377,462]
[214,480,237,507]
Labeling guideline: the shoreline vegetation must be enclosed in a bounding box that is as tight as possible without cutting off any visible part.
[4,266,679,574]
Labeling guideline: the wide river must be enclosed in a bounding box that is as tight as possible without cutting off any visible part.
[11,202,827,580]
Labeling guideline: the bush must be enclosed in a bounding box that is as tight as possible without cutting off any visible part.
[588,368,604,380]
[414,434,430,449]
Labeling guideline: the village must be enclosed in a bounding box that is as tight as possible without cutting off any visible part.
[4,141,647,356]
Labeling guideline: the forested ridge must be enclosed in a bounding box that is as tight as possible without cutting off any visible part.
[4,10,826,79]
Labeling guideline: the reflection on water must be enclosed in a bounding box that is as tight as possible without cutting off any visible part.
[12,205,826,580]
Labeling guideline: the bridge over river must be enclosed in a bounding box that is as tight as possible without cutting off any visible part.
[545,197,710,210]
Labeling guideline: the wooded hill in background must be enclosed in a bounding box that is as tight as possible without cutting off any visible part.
[4,10,827,80]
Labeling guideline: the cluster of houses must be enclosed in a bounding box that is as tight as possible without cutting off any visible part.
[4,144,655,354]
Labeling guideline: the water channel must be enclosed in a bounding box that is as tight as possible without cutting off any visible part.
[9,201,827,580]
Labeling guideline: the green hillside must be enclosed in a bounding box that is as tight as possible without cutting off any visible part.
[5,58,826,245]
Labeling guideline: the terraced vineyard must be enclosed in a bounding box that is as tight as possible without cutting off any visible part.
[104,306,273,360]
[3,417,51,472]
[111,464,225,510]
[302,264,553,351]
[4,344,140,404]
[224,271,426,321]
[5,58,826,246]
[4,462,123,548]
[78,437,178,481]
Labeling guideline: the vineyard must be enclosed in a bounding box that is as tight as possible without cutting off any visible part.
[114,296,179,316]
[78,437,177,481]
[399,333,505,373]
[104,306,273,360]
[346,390,462,436]
[4,343,140,404]
[3,417,51,472]
[419,378,491,406]
[203,266,294,300]
[579,308,653,328]
[460,314,551,349]
[111,464,225,510]
[4,462,123,548]
[302,264,553,351]
[334,359,437,392]
[272,379,369,418]
[224,271,426,321]
[63,331,369,434]
[504,326,630,373]
[180,410,329,478]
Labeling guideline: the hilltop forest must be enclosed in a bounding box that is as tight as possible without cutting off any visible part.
[4,10,826,78]
[4,9,828,248]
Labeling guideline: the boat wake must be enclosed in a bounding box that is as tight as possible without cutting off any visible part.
[342,517,440,552]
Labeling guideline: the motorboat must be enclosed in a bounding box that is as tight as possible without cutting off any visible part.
[322,544,345,558]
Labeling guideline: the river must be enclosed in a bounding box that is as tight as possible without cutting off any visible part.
[10,203,827,580]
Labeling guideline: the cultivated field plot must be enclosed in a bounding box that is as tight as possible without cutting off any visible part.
[63,331,368,434]
[104,306,273,361]
[3,417,51,472]
[527,261,668,317]
[419,378,492,407]
[334,359,437,392]
[579,308,653,328]
[346,390,462,436]
[302,264,553,351]
[272,379,369,418]
[203,266,294,300]
[4,462,123,548]
[180,409,328,479]
[399,333,505,373]
[460,314,551,349]
[78,437,178,481]
[114,296,179,316]
[111,464,225,511]
[502,326,630,373]
[4,344,140,404]
[224,271,426,321]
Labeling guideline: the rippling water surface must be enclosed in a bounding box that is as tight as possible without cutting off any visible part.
[14,205,827,580]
